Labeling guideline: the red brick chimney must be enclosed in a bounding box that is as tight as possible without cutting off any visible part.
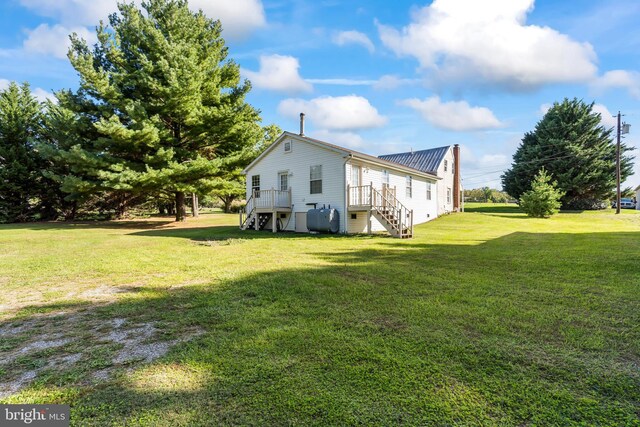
[453,144,461,211]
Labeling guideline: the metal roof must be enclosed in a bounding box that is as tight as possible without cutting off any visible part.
[378,146,451,174]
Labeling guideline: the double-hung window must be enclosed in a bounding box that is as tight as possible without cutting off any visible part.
[251,175,260,197]
[406,175,412,198]
[279,172,288,191]
[426,182,432,200]
[310,165,322,194]
[447,187,452,204]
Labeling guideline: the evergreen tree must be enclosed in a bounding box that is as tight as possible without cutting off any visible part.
[53,0,266,221]
[519,168,564,218]
[211,123,281,212]
[502,98,634,209]
[0,82,42,222]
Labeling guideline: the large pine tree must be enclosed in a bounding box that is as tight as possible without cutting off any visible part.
[0,82,43,222]
[502,98,634,209]
[52,0,265,221]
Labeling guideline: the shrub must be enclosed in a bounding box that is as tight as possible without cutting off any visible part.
[519,168,564,218]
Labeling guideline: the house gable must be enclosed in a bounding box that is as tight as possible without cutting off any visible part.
[243,132,349,175]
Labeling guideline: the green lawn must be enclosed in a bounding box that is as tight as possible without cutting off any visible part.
[1,205,639,426]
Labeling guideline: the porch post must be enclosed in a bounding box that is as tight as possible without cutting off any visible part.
[273,210,277,233]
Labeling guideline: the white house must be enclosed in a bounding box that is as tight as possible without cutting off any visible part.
[240,121,461,238]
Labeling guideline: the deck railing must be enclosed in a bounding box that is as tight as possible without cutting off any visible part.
[240,189,292,229]
[347,184,413,237]
[253,189,291,209]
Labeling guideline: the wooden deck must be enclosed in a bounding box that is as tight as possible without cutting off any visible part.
[347,184,413,238]
[240,189,292,232]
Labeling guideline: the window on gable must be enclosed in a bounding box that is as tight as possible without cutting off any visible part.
[406,175,412,198]
[310,165,322,194]
[444,160,448,172]
[251,175,260,197]
[284,140,292,152]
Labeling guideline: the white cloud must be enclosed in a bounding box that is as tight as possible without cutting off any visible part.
[32,87,55,102]
[23,24,96,59]
[306,78,377,86]
[591,104,618,129]
[539,102,618,129]
[591,70,640,99]
[539,103,552,116]
[19,0,119,26]
[400,96,503,131]
[312,130,365,149]
[332,30,375,53]
[278,95,387,131]
[190,0,266,39]
[304,75,419,88]
[20,0,265,40]
[0,78,55,102]
[377,0,597,89]
[372,75,420,90]
[478,153,509,168]
[243,55,312,94]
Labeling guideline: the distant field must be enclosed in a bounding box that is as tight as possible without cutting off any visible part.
[1,204,639,425]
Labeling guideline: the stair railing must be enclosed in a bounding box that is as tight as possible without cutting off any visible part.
[239,192,256,229]
[371,186,413,236]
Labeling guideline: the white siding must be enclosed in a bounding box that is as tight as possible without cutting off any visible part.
[435,147,455,215]
[346,160,438,233]
[245,136,348,232]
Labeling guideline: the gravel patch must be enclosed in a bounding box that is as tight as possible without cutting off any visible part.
[0,370,37,398]
[19,338,71,354]
[1,311,203,394]
[113,341,173,364]
[110,318,126,328]
[0,320,36,336]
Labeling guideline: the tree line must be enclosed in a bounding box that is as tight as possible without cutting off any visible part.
[0,0,279,224]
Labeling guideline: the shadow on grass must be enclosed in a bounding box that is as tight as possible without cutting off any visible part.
[1,230,639,425]
[0,219,177,231]
[464,204,522,214]
[131,226,358,242]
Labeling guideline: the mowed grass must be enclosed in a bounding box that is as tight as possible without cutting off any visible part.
[0,204,639,426]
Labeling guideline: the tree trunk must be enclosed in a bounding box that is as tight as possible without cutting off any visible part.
[191,193,199,217]
[64,201,78,221]
[115,193,128,219]
[221,195,235,213]
[175,192,186,222]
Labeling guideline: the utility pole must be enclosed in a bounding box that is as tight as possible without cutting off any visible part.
[616,111,621,214]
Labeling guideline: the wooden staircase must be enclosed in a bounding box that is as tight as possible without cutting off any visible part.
[347,184,414,238]
[239,189,291,232]
[370,187,413,238]
[241,211,271,231]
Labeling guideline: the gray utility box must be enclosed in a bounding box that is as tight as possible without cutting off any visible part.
[306,208,340,234]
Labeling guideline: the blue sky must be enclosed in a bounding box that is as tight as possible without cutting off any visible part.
[1,0,639,190]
